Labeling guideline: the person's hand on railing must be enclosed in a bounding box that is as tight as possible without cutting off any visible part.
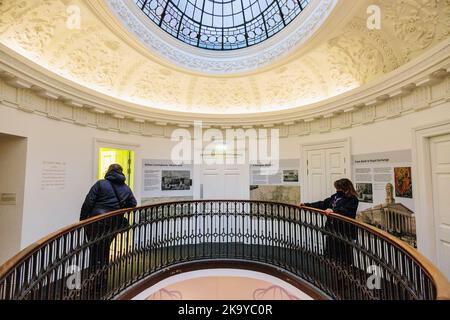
[298,203,333,216]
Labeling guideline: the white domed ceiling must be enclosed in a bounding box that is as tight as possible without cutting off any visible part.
[0,0,449,115]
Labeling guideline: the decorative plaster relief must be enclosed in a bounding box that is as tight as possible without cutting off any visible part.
[0,0,66,55]
[382,0,450,60]
[0,0,448,114]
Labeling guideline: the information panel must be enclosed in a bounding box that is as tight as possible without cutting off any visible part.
[250,159,300,205]
[142,159,193,198]
[352,150,414,211]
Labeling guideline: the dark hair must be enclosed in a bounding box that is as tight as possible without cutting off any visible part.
[106,164,123,176]
[334,178,358,197]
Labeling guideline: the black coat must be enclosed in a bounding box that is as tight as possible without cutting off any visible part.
[305,191,359,219]
[80,170,137,221]
[305,191,359,240]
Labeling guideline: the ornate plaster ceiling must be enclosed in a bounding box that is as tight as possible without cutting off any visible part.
[107,0,335,73]
[0,0,449,115]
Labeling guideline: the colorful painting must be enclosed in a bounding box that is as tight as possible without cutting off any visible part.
[394,167,413,198]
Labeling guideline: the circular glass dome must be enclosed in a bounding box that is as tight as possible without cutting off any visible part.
[135,0,310,50]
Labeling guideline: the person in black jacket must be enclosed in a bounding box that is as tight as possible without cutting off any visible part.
[80,164,137,221]
[302,178,359,268]
[80,164,137,298]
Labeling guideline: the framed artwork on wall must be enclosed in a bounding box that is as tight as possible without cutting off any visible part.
[394,167,413,198]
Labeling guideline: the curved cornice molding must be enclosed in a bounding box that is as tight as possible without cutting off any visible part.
[104,0,337,75]
[0,39,448,135]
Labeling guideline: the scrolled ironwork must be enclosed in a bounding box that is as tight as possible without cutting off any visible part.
[0,200,449,300]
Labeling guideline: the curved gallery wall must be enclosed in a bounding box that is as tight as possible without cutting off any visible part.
[0,71,449,265]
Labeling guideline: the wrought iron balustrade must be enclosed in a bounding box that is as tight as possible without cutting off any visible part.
[0,200,449,300]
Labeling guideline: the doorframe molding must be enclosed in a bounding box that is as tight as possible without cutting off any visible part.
[300,137,352,203]
[412,119,450,264]
[92,138,141,191]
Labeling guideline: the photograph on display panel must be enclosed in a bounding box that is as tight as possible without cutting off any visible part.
[250,185,300,206]
[283,169,299,182]
[161,170,192,191]
[356,183,373,203]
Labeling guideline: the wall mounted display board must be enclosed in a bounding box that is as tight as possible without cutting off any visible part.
[141,159,193,203]
[353,150,414,212]
[41,161,66,190]
[250,159,300,205]
[353,150,416,247]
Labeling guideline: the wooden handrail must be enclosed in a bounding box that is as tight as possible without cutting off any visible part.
[1,201,449,300]
[0,200,295,279]
[300,206,450,300]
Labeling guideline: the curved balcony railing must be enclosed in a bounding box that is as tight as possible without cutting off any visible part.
[1,200,449,300]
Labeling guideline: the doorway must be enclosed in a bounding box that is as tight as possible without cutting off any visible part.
[0,133,27,264]
[430,133,450,280]
[98,148,135,190]
[413,120,450,280]
[96,145,137,261]
[301,139,351,202]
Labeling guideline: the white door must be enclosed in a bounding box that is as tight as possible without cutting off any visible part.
[201,164,249,200]
[223,164,248,200]
[307,149,327,201]
[326,148,347,195]
[306,145,347,202]
[202,166,223,200]
[430,134,450,280]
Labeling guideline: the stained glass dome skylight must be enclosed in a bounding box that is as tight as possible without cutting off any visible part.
[135,0,310,50]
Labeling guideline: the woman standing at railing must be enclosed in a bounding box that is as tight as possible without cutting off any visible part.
[80,164,137,298]
[301,178,359,269]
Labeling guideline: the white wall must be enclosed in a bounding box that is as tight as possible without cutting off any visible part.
[0,133,27,264]
[1,100,450,262]
[0,105,178,251]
